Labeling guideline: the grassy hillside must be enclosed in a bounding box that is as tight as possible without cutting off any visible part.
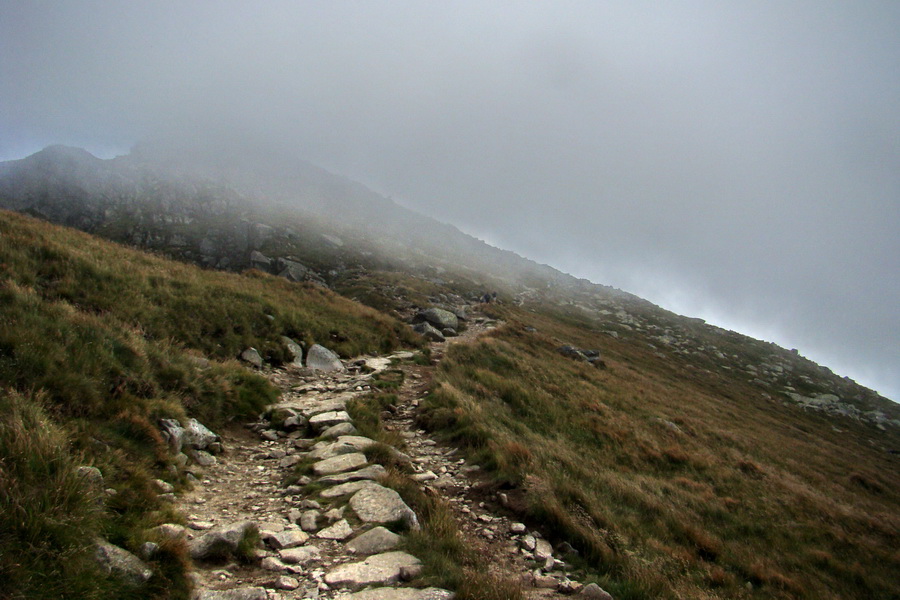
[0,210,419,599]
[420,305,900,600]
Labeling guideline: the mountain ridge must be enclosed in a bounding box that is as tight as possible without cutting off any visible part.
[0,143,894,423]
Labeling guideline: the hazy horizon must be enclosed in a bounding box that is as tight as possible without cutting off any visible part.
[2,1,897,400]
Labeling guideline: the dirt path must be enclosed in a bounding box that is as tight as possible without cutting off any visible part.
[175,313,580,600]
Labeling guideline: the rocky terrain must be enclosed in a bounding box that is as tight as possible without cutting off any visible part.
[92,311,611,600]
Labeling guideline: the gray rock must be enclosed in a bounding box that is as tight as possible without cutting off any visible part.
[300,510,320,532]
[309,441,360,461]
[324,551,422,588]
[309,410,353,430]
[321,422,358,438]
[306,344,345,372]
[346,527,401,555]
[267,528,309,550]
[320,480,381,499]
[148,523,188,541]
[413,322,444,342]
[153,478,174,493]
[274,575,301,590]
[317,519,354,540]
[335,589,454,600]
[240,347,264,368]
[313,453,368,476]
[279,455,303,468]
[319,464,387,485]
[279,545,322,566]
[189,449,217,467]
[349,485,419,530]
[534,538,554,561]
[336,435,378,452]
[441,328,458,337]
[281,336,304,366]
[189,520,258,560]
[184,418,218,450]
[139,541,159,560]
[578,583,613,600]
[76,466,104,492]
[159,418,185,453]
[249,250,271,269]
[196,588,268,600]
[276,258,310,282]
[94,540,153,585]
[419,308,459,331]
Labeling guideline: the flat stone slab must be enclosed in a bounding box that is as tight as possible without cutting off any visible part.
[316,519,354,540]
[335,588,454,600]
[309,411,353,430]
[313,453,368,476]
[346,526,401,555]
[350,485,419,530]
[196,588,267,600]
[321,422,358,438]
[337,435,377,451]
[267,529,309,550]
[279,545,322,566]
[319,464,387,485]
[324,551,422,588]
[321,480,381,499]
[310,441,361,461]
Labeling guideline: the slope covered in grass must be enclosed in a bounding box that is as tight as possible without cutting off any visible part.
[420,306,900,600]
[0,210,419,599]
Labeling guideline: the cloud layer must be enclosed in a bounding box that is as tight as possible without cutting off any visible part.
[2,1,898,398]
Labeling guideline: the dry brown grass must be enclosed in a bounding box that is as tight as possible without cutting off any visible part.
[419,306,900,599]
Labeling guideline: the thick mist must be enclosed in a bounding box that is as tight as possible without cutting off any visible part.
[2,1,898,399]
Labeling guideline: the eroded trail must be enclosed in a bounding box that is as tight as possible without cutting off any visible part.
[176,314,583,600]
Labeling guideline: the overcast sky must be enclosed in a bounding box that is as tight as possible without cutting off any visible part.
[2,1,898,400]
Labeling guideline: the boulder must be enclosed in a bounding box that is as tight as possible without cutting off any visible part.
[321,422,358,438]
[281,336,304,366]
[159,419,185,453]
[313,453,368,476]
[324,551,422,588]
[321,480,381,499]
[279,545,322,566]
[309,441,360,461]
[419,308,459,331]
[306,344,345,372]
[94,540,153,586]
[317,519,354,540]
[275,258,310,282]
[309,410,353,430]
[240,347,264,368]
[266,528,309,550]
[196,588,268,600]
[189,520,258,561]
[249,250,271,270]
[413,322,444,342]
[346,526,401,555]
[76,466,104,492]
[319,464,386,485]
[184,418,218,450]
[349,484,419,530]
[578,583,614,600]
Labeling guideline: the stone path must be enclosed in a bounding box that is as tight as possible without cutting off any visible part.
[166,313,603,600]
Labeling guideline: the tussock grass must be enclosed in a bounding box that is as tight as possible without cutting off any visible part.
[0,210,418,599]
[347,390,522,600]
[419,310,900,599]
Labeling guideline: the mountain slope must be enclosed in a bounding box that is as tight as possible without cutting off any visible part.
[0,209,418,599]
